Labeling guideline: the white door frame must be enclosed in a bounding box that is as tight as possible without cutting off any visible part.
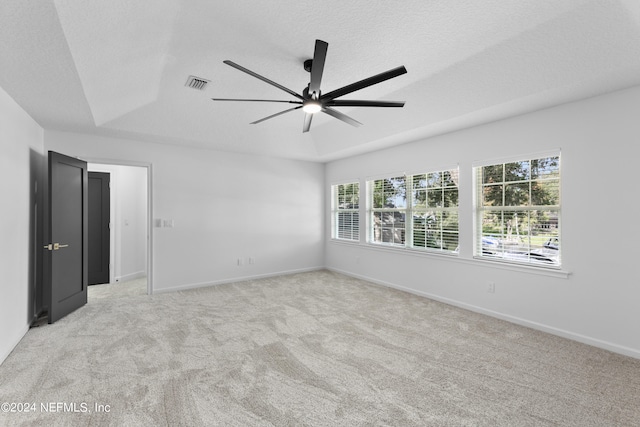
[84,158,153,295]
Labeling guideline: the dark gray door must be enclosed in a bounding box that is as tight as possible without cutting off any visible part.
[43,151,88,323]
[88,172,110,285]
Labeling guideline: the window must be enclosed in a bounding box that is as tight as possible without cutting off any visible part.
[368,169,459,253]
[411,170,459,252]
[474,154,560,267]
[332,182,360,241]
[370,176,407,246]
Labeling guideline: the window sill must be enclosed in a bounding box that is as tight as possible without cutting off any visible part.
[469,256,571,279]
[329,239,460,260]
[328,240,571,279]
[330,238,362,246]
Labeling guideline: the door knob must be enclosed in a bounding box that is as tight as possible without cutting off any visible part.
[43,243,69,251]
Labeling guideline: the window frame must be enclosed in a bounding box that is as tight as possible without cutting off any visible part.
[368,175,407,247]
[331,181,360,242]
[410,170,460,253]
[366,167,460,254]
[473,152,561,268]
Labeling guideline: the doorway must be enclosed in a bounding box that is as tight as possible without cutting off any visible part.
[87,162,152,295]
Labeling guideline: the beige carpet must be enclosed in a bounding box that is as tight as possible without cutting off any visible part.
[1,270,639,426]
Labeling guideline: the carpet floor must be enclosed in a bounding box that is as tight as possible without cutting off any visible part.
[0,270,639,426]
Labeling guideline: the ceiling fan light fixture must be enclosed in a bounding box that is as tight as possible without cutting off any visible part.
[302,100,322,114]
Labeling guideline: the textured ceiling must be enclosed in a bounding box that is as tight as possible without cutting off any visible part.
[2,0,640,162]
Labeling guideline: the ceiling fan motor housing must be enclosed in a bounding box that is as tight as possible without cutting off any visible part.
[304,59,313,73]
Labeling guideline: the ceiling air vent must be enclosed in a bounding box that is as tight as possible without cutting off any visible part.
[185,75,210,90]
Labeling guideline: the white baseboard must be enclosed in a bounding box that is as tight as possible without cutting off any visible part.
[328,267,640,360]
[116,271,146,283]
[0,324,29,366]
[152,266,325,294]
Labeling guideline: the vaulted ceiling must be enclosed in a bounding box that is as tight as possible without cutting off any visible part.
[2,1,640,162]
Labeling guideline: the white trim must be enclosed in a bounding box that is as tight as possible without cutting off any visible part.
[146,163,153,295]
[331,182,361,242]
[152,266,325,294]
[472,154,562,270]
[327,267,639,360]
[469,255,570,278]
[365,170,460,253]
[116,271,146,283]
[82,157,153,295]
[329,237,363,246]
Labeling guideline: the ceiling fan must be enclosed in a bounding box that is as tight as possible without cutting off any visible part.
[212,39,407,133]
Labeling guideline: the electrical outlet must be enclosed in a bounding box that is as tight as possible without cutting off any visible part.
[487,282,495,293]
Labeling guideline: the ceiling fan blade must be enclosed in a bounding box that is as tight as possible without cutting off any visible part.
[321,66,407,101]
[303,113,313,133]
[212,98,302,104]
[223,60,304,100]
[322,107,362,127]
[326,100,405,108]
[309,40,328,95]
[250,106,302,125]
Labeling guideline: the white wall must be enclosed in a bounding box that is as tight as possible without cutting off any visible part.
[88,163,148,283]
[45,131,325,293]
[325,85,640,358]
[0,86,44,364]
